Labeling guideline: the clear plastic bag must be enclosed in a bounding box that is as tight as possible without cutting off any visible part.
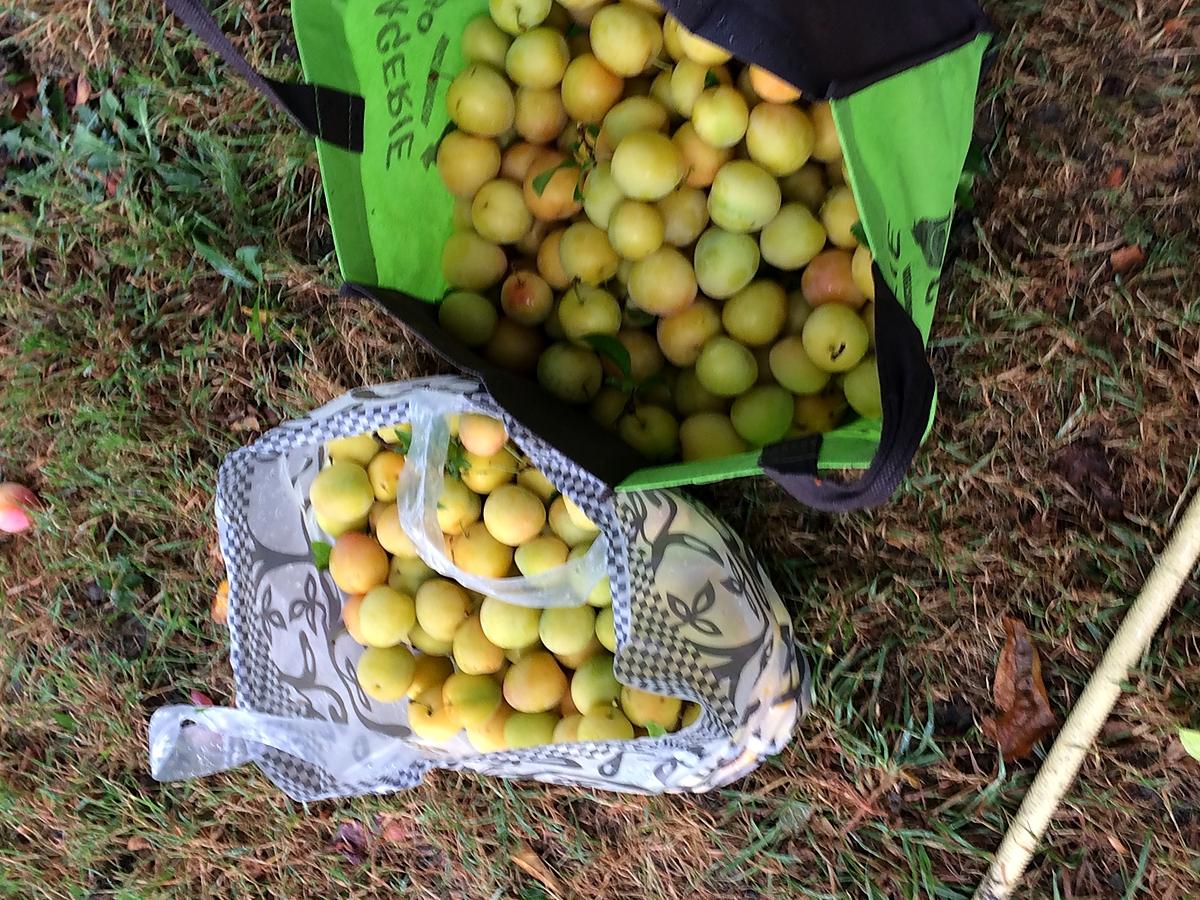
[396,389,607,609]
[149,376,808,799]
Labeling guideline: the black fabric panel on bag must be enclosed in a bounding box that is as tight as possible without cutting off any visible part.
[760,266,936,511]
[164,0,364,152]
[343,284,647,491]
[660,0,989,99]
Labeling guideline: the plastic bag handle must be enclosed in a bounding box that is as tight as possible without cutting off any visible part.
[163,0,364,151]
[149,705,431,789]
[343,284,647,490]
[760,267,936,511]
[395,391,610,608]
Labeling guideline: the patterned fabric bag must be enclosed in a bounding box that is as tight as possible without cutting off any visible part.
[149,377,808,799]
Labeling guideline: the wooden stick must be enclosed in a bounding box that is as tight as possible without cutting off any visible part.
[974,488,1200,900]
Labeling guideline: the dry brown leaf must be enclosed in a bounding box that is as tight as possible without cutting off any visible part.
[1110,243,1146,275]
[8,78,37,124]
[512,844,567,899]
[127,836,151,851]
[982,618,1058,762]
[72,73,92,106]
[1162,17,1187,38]
[211,579,229,625]
[1103,162,1129,188]
[378,814,411,844]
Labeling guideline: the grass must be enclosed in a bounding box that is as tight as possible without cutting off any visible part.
[2,0,1199,897]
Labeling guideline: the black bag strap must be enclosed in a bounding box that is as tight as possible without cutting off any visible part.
[760,266,936,511]
[164,0,364,152]
[661,0,990,100]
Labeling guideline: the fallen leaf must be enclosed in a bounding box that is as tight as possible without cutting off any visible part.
[377,814,411,844]
[1103,161,1129,188]
[1162,18,1187,38]
[64,73,92,107]
[1179,728,1200,763]
[328,820,369,866]
[1052,438,1124,519]
[229,415,260,433]
[512,844,566,898]
[311,541,332,571]
[8,78,37,124]
[211,579,229,625]
[1106,833,1128,855]
[127,836,151,851]
[982,618,1058,761]
[1110,244,1146,275]
[189,689,214,707]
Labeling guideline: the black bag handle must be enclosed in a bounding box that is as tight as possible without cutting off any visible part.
[163,0,364,152]
[660,0,990,100]
[760,266,936,511]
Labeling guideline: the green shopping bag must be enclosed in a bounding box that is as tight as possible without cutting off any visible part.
[167,0,991,511]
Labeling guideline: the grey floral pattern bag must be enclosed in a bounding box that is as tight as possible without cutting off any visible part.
[149,376,808,799]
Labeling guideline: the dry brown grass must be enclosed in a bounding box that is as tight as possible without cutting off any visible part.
[2,1,1199,897]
